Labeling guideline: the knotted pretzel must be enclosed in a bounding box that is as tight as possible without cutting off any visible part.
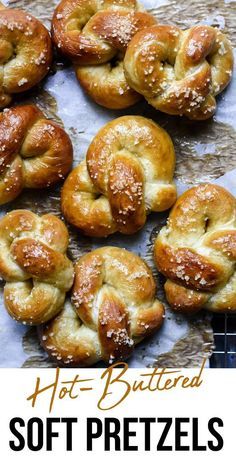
[61,115,177,237]
[124,25,234,120]
[0,105,73,204]
[52,0,156,109]
[0,210,74,325]
[0,105,73,205]
[154,184,236,313]
[39,246,164,366]
[0,6,52,108]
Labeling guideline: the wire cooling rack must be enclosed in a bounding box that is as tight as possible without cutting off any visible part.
[210,314,236,368]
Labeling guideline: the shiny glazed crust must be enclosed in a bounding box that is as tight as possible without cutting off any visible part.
[61,115,177,237]
[39,246,164,366]
[0,105,73,205]
[124,25,234,119]
[0,210,74,325]
[52,0,156,109]
[0,7,52,108]
[154,184,236,313]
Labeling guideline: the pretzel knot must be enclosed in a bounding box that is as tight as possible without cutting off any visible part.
[39,247,164,366]
[52,0,156,109]
[154,184,236,314]
[0,210,74,325]
[0,105,73,205]
[61,116,177,237]
[124,25,234,120]
[0,8,52,108]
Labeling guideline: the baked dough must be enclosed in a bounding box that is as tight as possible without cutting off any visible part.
[39,246,164,366]
[0,105,73,205]
[124,25,233,120]
[52,0,156,108]
[0,6,52,108]
[61,115,177,237]
[154,184,236,313]
[0,210,74,325]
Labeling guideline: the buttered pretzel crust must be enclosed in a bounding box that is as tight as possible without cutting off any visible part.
[0,6,52,108]
[52,0,156,108]
[0,210,74,325]
[124,25,233,119]
[0,105,73,205]
[61,115,176,237]
[154,184,236,313]
[40,246,164,366]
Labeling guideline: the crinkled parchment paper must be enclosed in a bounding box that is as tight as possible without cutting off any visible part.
[0,0,236,368]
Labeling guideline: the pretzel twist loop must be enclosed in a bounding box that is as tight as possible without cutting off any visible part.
[0,105,73,205]
[40,246,164,366]
[0,8,52,108]
[0,210,74,325]
[52,0,156,108]
[154,184,236,313]
[124,25,234,120]
[61,116,177,237]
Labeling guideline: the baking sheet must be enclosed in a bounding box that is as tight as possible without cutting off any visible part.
[0,0,235,368]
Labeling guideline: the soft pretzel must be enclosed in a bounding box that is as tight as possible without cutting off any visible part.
[154,184,236,313]
[0,105,73,204]
[52,0,156,109]
[0,105,73,205]
[39,246,164,366]
[0,210,74,325]
[124,25,234,120]
[0,7,52,108]
[61,115,177,237]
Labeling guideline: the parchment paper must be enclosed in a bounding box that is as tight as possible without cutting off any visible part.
[0,0,235,368]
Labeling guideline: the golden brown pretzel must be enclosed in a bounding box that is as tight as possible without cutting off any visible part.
[39,246,164,366]
[124,25,234,120]
[0,210,74,325]
[0,7,52,108]
[0,105,73,205]
[0,105,73,204]
[52,0,156,109]
[154,184,236,313]
[61,115,177,237]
